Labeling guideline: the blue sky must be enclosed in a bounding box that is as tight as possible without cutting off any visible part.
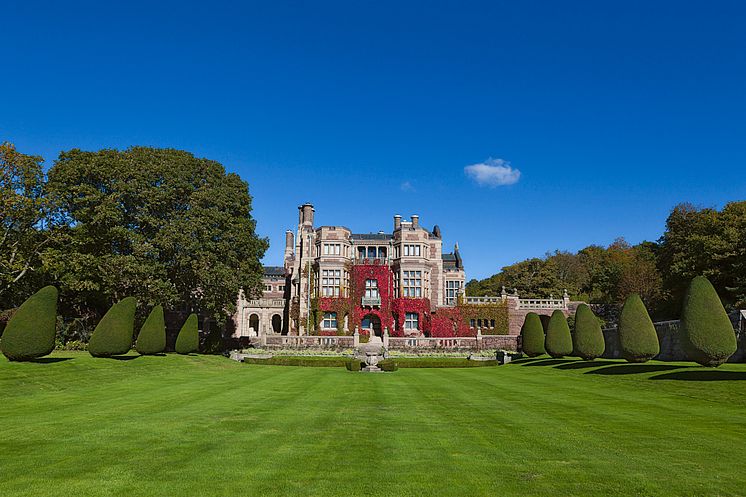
[2,1,745,279]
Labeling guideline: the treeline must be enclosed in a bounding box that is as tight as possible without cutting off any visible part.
[466,201,746,320]
[1,142,268,343]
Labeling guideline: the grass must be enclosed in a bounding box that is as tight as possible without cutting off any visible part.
[2,352,746,496]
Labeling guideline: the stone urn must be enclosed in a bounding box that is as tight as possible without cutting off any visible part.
[357,335,385,372]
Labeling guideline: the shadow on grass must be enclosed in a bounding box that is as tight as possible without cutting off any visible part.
[555,360,616,370]
[522,359,577,367]
[30,357,74,364]
[650,370,746,381]
[585,364,685,375]
[511,357,543,365]
[109,355,140,361]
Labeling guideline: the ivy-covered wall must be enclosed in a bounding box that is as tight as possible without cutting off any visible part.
[301,263,509,337]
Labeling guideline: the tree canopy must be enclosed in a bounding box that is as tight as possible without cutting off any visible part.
[43,147,268,323]
[466,201,746,320]
[0,143,49,309]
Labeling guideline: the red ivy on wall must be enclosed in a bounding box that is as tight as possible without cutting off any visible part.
[350,264,395,334]
[430,307,472,337]
[310,262,477,338]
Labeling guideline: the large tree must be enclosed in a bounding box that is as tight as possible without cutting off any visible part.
[658,202,746,311]
[44,147,268,323]
[0,143,49,309]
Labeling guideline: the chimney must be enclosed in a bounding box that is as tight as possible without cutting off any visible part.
[411,214,419,229]
[394,214,401,230]
[298,203,315,229]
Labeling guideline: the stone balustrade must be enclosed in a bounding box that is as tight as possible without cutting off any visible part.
[246,298,286,308]
[517,298,566,310]
[255,333,519,351]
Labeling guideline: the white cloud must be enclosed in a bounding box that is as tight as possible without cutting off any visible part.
[464,158,521,187]
[400,180,415,192]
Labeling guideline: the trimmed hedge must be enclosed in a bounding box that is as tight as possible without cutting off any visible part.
[572,304,605,360]
[545,309,573,358]
[135,305,166,355]
[246,356,349,367]
[346,359,362,371]
[618,294,659,363]
[88,297,137,357]
[520,312,546,357]
[680,276,737,367]
[175,313,199,354]
[0,286,58,361]
[245,356,498,368]
[379,360,399,372]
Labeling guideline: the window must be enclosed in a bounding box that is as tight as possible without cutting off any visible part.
[322,269,341,297]
[365,279,379,298]
[264,285,272,292]
[322,312,337,329]
[278,285,285,292]
[470,319,476,328]
[367,247,377,258]
[323,243,341,255]
[490,319,495,328]
[445,280,462,305]
[403,244,421,257]
[402,270,422,297]
[405,312,419,330]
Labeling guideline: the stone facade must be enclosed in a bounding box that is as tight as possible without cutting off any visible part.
[233,203,578,343]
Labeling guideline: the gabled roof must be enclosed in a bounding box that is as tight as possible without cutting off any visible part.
[350,233,393,241]
[263,266,286,277]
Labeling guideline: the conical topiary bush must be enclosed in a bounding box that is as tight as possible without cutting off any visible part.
[572,304,605,360]
[521,312,546,357]
[135,305,166,355]
[545,310,573,358]
[618,294,659,363]
[175,313,199,354]
[680,276,737,367]
[88,297,137,357]
[1,286,58,361]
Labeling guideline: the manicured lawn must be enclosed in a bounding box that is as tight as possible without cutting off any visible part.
[2,352,746,496]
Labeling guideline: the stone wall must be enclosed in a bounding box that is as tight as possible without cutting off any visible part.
[601,311,746,362]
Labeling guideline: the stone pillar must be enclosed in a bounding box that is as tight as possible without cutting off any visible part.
[353,326,359,348]
[476,327,482,350]
[383,327,389,348]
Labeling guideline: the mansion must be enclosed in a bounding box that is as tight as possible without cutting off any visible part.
[234,204,576,341]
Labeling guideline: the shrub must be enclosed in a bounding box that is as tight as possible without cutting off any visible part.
[572,304,605,360]
[175,313,199,354]
[545,310,572,358]
[680,276,737,367]
[245,356,348,367]
[618,294,659,363]
[0,286,58,361]
[88,297,137,357]
[520,312,545,357]
[346,359,362,371]
[135,305,166,355]
[201,323,224,355]
[379,360,399,371]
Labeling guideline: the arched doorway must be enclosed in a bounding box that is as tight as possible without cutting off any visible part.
[361,314,382,337]
[271,314,282,334]
[249,314,260,336]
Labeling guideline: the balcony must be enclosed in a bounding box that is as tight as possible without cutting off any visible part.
[354,257,390,266]
[361,296,382,307]
[246,298,286,308]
